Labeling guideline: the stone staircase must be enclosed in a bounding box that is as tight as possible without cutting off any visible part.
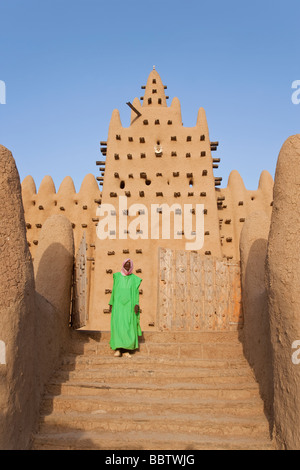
[31,330,275,450]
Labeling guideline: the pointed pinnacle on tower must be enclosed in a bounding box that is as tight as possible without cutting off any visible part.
[141,68,168,107]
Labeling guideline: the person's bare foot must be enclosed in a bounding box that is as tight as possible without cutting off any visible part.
[123,352,132,358]
[114,350,122,357]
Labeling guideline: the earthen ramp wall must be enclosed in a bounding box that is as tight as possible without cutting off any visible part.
[266,134,300,450]
[0,145,37,449]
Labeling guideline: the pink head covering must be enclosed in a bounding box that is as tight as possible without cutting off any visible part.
[121,258,134,276]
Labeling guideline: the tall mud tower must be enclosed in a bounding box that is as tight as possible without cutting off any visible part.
[22,68,273,332]
[90,68,225,330]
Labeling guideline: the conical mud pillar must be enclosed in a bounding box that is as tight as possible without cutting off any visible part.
[240,210,273,422]
[266,135,300,449]
[0,145,36,449]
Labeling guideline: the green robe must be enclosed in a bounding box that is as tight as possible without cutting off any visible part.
[109,272,142,350]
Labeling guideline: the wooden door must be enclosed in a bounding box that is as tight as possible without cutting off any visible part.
[71,232,88,329]
[158,248,243,331]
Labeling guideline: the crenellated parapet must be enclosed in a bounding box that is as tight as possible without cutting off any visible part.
[21,174,100,260]
[216,170,273,260]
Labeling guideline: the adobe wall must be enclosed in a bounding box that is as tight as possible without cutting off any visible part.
[21,173,100,260]
[0,145,75,449]
[0,145,37,449]
[218,170,273,260]
[33,214,74,392]
[240,210,273,422]
[266,134,300,450]
[5,69,300,451]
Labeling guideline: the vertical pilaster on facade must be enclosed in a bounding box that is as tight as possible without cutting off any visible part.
[110,108,123,130]
[36,175,56,205]
[22,175,37,201]
[169,97,182,125]
[258,170,274,204]
[57,176,76,200]
[196,107,210,138]
[223,170,247,260]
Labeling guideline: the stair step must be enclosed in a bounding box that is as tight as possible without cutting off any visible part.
[68,341,245,360]
[46,379,260,400]
[71,330,243,344]
[38,410,269,437]
[52,369,254,386]
[30,330,274,451]
[41,394,265,417]
[61,354,249,370]
[32,429,274,451]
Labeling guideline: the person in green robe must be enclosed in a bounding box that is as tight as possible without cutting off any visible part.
[108,258,142,357]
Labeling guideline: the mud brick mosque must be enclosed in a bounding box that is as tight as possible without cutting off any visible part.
[21,68,273,331]
[0,68,299,450]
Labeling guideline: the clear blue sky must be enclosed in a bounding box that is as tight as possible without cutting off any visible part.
[0,0,299,192]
